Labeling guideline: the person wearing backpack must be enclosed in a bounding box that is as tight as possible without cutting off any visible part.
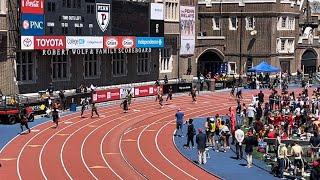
[184,119,196,149]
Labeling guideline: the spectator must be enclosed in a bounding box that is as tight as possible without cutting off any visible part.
[254,118,264,134]
[290,142,304,176]
[47,83,54,96]
[258,90,264,103]
[59,90,66,111]
[220,121,230,152]
[247,104,256,127]
[175,109,184,137]
[310,131,320,161]
[196,128,207,164]
[164,75,168,84]
[184,119,196,149]
[235,125,244,160]
[277,143,288,179]
[310,159,320,180]
[244,128,257,168]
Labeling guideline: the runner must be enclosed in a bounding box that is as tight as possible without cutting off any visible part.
[230,85,235,97]
[91,103,99,118]
[20,107,30,134]
[126,89,133,106]
[190,86,197,103]
[159,94,164,108]
[80,97,88,118]
[166,86,173,101]
[52,108,59,128]
[120,98,129,113]
[236,89,243,99]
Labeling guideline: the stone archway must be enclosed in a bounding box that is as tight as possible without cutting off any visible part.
[301,49,317,75]
[197,48,224,76]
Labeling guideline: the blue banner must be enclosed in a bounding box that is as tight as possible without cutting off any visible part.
[21,14,45,36]
[136,37,164,48]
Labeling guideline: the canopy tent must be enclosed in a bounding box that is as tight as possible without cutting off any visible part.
[247,61,280,73]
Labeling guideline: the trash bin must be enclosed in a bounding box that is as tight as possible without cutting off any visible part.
[70,103,77,112]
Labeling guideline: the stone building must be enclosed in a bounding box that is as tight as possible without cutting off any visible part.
[0,0,164,95]
[193,0,303,76]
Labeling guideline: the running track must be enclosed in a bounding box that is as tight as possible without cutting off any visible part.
[0,89,290,179]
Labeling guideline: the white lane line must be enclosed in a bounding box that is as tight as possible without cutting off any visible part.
[81,99,181,179]
[16,111,89,180]
[155,106,229,179]
[39,108,121,180]
[137,103,220,179]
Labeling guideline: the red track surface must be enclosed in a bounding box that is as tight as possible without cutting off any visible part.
[0,91,264,180]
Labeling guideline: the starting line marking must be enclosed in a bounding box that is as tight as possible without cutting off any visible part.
[64,122,73,124]
[31,129,40,132]
[145,129,157,132]
[0,158,17,161]
[133,109,141,112]
[56,134,70,136]
[104,153,120,155]
[122,139,137,142]
[27,145,43,148]
[89,166,107,169]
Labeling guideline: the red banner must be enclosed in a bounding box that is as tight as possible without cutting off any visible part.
[92,89,120,103]
[103,36,120,49]
[34,36,66,50]
[134,85,162,97]
[119,36,136,49]
[21,0,44,14]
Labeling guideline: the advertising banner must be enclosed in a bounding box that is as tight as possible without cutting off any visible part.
[134,86,150,97]
[179,6,195,56]
[119,36,136,49]
[34,36,66,50]
[21,14,45,36]
[103,36,120,49]
[136,37,164,48]
[66,36,103,49]
[162,83,192,94]
[92,88,120,103]
[150,3,164,20]
[21,0,44,14]
[21,36,34,50]
[120,87,134,99]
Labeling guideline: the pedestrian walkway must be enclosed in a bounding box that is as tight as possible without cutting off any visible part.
[174,117,277,180]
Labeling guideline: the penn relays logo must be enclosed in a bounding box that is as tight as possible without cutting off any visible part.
[96,3,110,32]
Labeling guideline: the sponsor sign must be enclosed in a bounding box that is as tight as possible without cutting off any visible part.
[150,20,164,37]
[136,37,164,48]
[150,3,164,20]
[34,36,66,50]
[21,36,34,50]
[180,6,196,56]
[119,36,136,49]
[66,36,103,49]
[21,0,44,14]
[134,85,160,97]
[21,14,45,36]
[162,83,192,94]
[120,87,134,99]
[41,48,152,55]
[92,89,120,103]
[96,3,111,32]
[103,36,119,49]
[134,86,150,97]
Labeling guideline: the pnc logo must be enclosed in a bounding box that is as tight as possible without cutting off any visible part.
[22,20,44,30]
